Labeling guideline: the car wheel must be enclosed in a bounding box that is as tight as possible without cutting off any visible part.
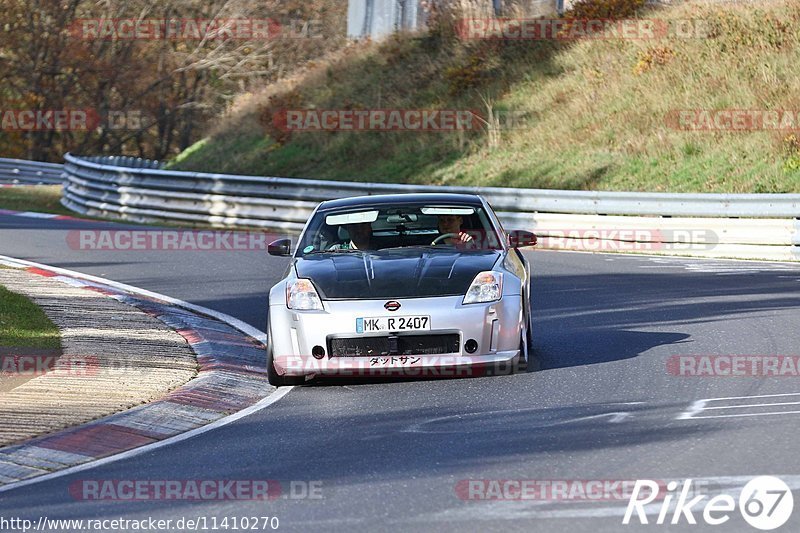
[514,308,538,374]
[514,331,529,374]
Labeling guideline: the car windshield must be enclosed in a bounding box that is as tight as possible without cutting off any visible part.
[297,203,503,256]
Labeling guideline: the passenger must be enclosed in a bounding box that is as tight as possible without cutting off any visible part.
[330,222,373,250]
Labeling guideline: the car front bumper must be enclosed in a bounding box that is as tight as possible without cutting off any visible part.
[268,294,523,379]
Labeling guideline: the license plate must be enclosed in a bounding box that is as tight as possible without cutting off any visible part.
[356,315,431,333]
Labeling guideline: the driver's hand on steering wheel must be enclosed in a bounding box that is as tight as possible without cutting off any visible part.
[443,231,474,246]
[453,231,473,244]
[431,231,475,247]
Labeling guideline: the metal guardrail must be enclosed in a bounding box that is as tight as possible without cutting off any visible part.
[61,153,800,260]
[63,153,800,218]
[75,155,165,170]
[0,158,64,185]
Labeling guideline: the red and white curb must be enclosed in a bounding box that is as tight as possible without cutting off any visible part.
[0,255,293,493]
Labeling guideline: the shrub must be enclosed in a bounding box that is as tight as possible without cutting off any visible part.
[633,46,675,75]
[782,134,800,173]
[258,89,304,146]
[564,0,647,21]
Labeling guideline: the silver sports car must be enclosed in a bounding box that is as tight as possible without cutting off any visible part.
[266,193,537,386]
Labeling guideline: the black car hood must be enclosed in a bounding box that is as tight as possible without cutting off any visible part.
[294,249,502,299]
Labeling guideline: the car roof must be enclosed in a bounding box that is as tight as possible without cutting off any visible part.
[317,193,485,211]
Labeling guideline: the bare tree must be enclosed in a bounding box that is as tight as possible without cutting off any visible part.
[0,0,346,161]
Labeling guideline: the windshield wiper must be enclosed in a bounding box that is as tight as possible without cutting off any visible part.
[304,248,364,254]
[378,245,442,251]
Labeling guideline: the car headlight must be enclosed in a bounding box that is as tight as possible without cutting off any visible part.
[286,278,323,310]
[463,271,503,304]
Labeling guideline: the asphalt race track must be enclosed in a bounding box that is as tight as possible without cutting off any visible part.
[2,212,800,532]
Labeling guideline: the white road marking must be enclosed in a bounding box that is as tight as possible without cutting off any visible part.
[607,412,632,423]
[698,392,800,402]
[403,403,642,434]
[691,410,800,420]
[676,400,707,420]
[638,256,799,274]
[703,401,800,410]
[677,393,800,420]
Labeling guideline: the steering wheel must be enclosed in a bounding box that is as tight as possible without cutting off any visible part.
[431,233,459,245]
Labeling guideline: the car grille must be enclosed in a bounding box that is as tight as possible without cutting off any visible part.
[328,334,460,357]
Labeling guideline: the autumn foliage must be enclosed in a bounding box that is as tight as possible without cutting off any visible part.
[0,0,345,161]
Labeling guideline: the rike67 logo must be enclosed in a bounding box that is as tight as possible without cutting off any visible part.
[623,476,793,530]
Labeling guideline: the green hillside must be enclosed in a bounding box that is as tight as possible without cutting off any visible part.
[172,0,800,193]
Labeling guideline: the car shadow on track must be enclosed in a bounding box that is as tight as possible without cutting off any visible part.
[534,329,691,370]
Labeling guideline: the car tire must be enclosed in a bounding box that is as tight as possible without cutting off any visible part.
[514,343,528,373]
[514,331,529,373]
[513,308,537,374]
[525,308,542,372]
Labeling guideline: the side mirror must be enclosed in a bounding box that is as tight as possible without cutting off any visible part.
[268,238,292,256]
[507,230,537,248]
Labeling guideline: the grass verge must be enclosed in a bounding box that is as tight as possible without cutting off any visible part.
[0,186,74,217]
[0,280,61,351]
[172,0,800,193]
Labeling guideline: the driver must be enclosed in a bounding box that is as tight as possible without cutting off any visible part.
[435,215,475,247]
[329,222,373,250]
